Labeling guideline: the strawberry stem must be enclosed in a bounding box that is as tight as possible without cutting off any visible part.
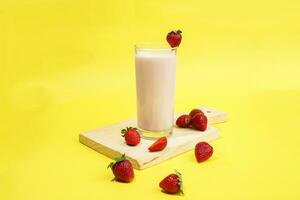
[185,117,190,124]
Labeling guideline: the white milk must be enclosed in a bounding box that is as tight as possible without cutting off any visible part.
[135,50,176,133]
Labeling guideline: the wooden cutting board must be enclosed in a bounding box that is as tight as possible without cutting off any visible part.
[79,107,227,170]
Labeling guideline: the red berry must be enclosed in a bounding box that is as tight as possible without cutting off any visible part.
[107,154,134,182]
[166,30,182,48]
[195,142,213,162]
[191,113,208,131]
[189,108,204,118]
[148,137,167,152]
[159,170,183,194]
[121,127,141,146]
[176,114,191,128]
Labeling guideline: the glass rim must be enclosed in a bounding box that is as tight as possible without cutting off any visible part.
[134,42,177,51]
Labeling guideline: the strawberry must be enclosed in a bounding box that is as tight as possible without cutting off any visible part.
[189,108,204,118]
[191,113,208,131]
[121,127,141,146]
[176,114,191,128]
[159,170,183,194]
[195,142,213,162]
[166,30,182,48]
[107,154,134,182]
[148,137,167,152]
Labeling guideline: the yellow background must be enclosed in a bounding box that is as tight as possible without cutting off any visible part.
[1,0,300,199]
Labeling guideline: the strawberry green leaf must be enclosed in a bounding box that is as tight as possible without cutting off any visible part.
[115,154,126,163]
[107,162,114,169]
[175,169,184,195]
[107,154,127,169]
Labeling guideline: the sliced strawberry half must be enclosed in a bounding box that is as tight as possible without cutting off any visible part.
[148,137,167,152]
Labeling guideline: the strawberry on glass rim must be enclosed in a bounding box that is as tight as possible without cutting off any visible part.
[166,30,182,48]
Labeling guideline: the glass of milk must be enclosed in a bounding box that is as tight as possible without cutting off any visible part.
[135,43,176,139]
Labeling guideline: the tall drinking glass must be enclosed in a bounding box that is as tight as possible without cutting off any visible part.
[135,43,176,139]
